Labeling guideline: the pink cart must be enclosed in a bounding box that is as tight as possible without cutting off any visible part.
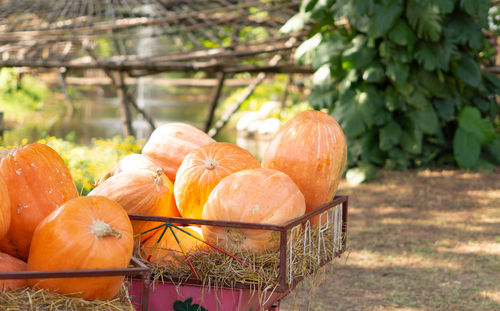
[128,196,348,311]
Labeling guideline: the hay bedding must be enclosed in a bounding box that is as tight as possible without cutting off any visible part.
[0,286,134,311]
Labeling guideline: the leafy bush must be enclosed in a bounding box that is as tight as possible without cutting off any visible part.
[284,0,500,178]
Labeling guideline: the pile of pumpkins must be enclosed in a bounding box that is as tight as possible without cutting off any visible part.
[0,110,346,301]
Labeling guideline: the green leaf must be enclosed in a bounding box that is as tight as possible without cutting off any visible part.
[457,106,494,143]
[453,127,480,169]
[408,104,439,134]
[342,35,377,69]
[482,71,500,95]
[363,63,385,82]
[386,61,409,84]
[379,121,403,151]
[346,162,378,185]
[473,98,491,113]
[367,0,404,38]
[460,0,490,27]
[485,135,500,164]
[457,55,481,87]
[414,39,457,71]
[417,70,453,99]
[477,157,498,173]
[435,0,455,14]
[384,86,403,111]
[401,126,423,154]
[281,12,310,33]
[444,12,484,50]
[309,84,338,111]
[406,0,442,42]
[388,19,417,47]
[407,90,430,109]
[362,132,386,165]
[312,33,346,69]
[173,298,208,311]
[433,98,456,121]
[303,0,319,12]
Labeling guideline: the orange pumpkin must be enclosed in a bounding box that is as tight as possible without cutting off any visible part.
[0,143,78,260]
[142,123,215,182]
[262,110,347,216]
[141,226,204,266]
[96,153,160,185]
[27,196,134,301]
[174,142,261,219]
[201,168,306,253]
[88,169,180,241]
[0,251,27,291]
[0,177,10,241]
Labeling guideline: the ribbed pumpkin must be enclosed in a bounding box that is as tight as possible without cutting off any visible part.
[175,142,261,219]
[201,168,306,253]
[0,251,27,291]
[0,177,10,241]
[262,110,347,216]
[27,196,134,301]
[142,123,215,182]
[0,143,78,260]
[88,169,179,241]
[141,226,204,266]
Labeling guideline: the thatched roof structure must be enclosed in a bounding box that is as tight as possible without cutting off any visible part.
[0,0,310,135]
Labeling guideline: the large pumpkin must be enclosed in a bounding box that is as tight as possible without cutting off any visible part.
[27,196,134,301]
[261,110,347,216]
[89,169,180,241]
[201,168,305,253]
[96,153,160,186]
[0,143,78,260]
[141,226,204,266]
[0,251,27,291]
[0,177,10,241]
[142,123,215,182]
[174,142,261,219]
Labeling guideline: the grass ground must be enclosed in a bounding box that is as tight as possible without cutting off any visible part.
[281,169,500,311]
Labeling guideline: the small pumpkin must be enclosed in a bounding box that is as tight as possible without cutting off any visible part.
[262,110,347,217]
[27,196,134,301]
[96,153,160,185]
[141,226,204,266]
[0,177,10,241]
[0,251,27,291]
[89,169,180,241]
[201,168,306,253]
[174,142,261,219]
[142,123,215,182]
[0,143,78,260]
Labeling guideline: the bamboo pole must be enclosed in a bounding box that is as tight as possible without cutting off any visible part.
[117,71,134,137]
[204,71,226,132]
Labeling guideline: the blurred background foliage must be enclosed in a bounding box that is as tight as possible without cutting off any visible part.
[283,0,500,183]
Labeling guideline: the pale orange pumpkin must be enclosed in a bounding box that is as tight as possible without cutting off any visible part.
[0,177,10,241]
[27,196,134,301]
[0,251,27,291]
[0,143,78,260]
[88,169,180,241]
[261,110,347,216]
[141,226,204,266]
[95,153,161,185]
[142,123,215,182]
[174,142,261,219]
[201,168,306,253]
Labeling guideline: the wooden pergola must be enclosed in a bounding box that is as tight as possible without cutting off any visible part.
[0,0,313,137]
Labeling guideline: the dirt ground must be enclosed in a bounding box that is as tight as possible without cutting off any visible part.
[281,168,500,311]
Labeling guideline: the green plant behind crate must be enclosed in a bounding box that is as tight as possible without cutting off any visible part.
[283,0,500,180]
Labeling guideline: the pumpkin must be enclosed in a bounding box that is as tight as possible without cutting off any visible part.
[141,226,204,266]
[0,143,78,260]
[201,168,305,253]
[0,251,27,291]
[261,110,347,217]
[27,196,134,301]
[88,169,180,241]
[174,142,261,219]
[142,123,215,182]
[0,177,10,241]
[96,153,160,185]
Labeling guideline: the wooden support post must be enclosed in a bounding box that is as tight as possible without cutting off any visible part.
[280,74,293,117]
[204,71,226,132]
[207,54,282,138]
[117,71,135,137]
[58,67,74,117]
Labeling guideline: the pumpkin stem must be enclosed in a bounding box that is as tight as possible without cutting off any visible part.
[204,158,218,170]
[90,220,122,239]
[153,169,164,186]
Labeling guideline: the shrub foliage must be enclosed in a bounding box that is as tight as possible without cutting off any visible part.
[284,0,500,175]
